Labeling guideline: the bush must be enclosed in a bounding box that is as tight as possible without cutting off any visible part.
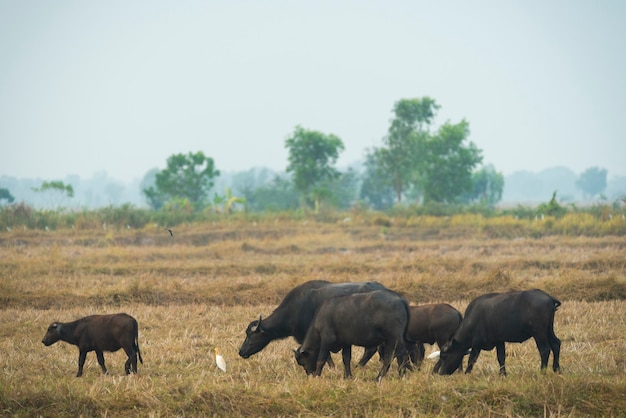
[0,202,33,229]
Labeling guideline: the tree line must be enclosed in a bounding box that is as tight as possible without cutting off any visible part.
[0,97,615,215]
[139,97,504,213]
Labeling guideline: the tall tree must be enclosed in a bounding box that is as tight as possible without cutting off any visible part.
[422,120,483,203]
[377,97,440,203]
[285,125,344,211]
[143,151,219,210]
[576,167,607,200]
[32,181,74,210]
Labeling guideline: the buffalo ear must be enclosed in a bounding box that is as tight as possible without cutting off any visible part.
[51,323,62,335]
[250,314,264,333]
[295,347,308,358]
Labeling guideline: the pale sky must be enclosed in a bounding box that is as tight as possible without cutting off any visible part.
[1,0,625,183]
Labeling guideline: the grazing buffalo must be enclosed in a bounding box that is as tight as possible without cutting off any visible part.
[407,303,463,373]
[294,289,412,382]
[42,313,143,377]
[238,280,387,361]
[357,303,463,373]
[438,289,561,376]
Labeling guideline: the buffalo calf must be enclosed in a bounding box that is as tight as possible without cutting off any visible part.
[42,313,143,377]
[406,303,463,373]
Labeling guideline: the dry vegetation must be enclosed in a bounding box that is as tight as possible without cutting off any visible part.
[1,220,625,417]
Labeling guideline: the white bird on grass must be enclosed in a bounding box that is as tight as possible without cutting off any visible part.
[215,347,226,372]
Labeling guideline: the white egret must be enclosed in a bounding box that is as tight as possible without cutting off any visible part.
[427,350,440,360]
[215,347,226,372]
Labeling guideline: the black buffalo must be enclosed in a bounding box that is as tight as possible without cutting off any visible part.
[357,303,463,373]
[238,280,387,360]
[294,289,412,382]
[42,313,143,377]
[438,289,561,376]
[407,303,463,372]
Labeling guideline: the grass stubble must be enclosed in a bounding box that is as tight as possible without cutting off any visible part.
[1,222,625,417]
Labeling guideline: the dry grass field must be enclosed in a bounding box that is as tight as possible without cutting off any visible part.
[1,220,625,417]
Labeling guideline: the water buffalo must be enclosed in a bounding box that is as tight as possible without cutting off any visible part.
[42,313,143,377]
[357,303,463,373]
[238,280,387,361]
[294,289,412,382]
[438,289,561,376]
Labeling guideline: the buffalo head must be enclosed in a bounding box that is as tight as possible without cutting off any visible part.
[438,339,468,375]
[293,346,316,375]
[239,315,270,359]
[42,322,62,346]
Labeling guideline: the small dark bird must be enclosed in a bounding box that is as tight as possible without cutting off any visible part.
[164,228,173,237]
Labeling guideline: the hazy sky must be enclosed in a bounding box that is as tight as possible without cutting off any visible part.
[2,0,625,183]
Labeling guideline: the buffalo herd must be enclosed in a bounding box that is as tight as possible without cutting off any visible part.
[239,280,562,381]
[42,281,561,381]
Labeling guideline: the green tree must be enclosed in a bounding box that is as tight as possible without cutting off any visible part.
[0,188,15,205]
[377,97,440,204]
[32,181,74,209]
[285,125,345,211]
[576,167,607,200]
[422,120,483,203]
[143,151,220,210]
[461,164,504,206]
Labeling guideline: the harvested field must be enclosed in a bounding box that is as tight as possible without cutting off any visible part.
[1,221,625,416]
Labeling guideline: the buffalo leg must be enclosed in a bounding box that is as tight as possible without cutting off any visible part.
[496,343,507,376]
[95,349,108,374]
[315,346,331,377]
[548,327,561,373]
[357,346,377,367]
[414,343,425,369]
[77,350,88,377]
[395,343,411,376]
[326,356,336,368]
[407,342,417,364]
[534,337,552,372]
[376,342,394,382]
[123,347,138,374]
[465,347,481,374]
[342,346,353,378]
